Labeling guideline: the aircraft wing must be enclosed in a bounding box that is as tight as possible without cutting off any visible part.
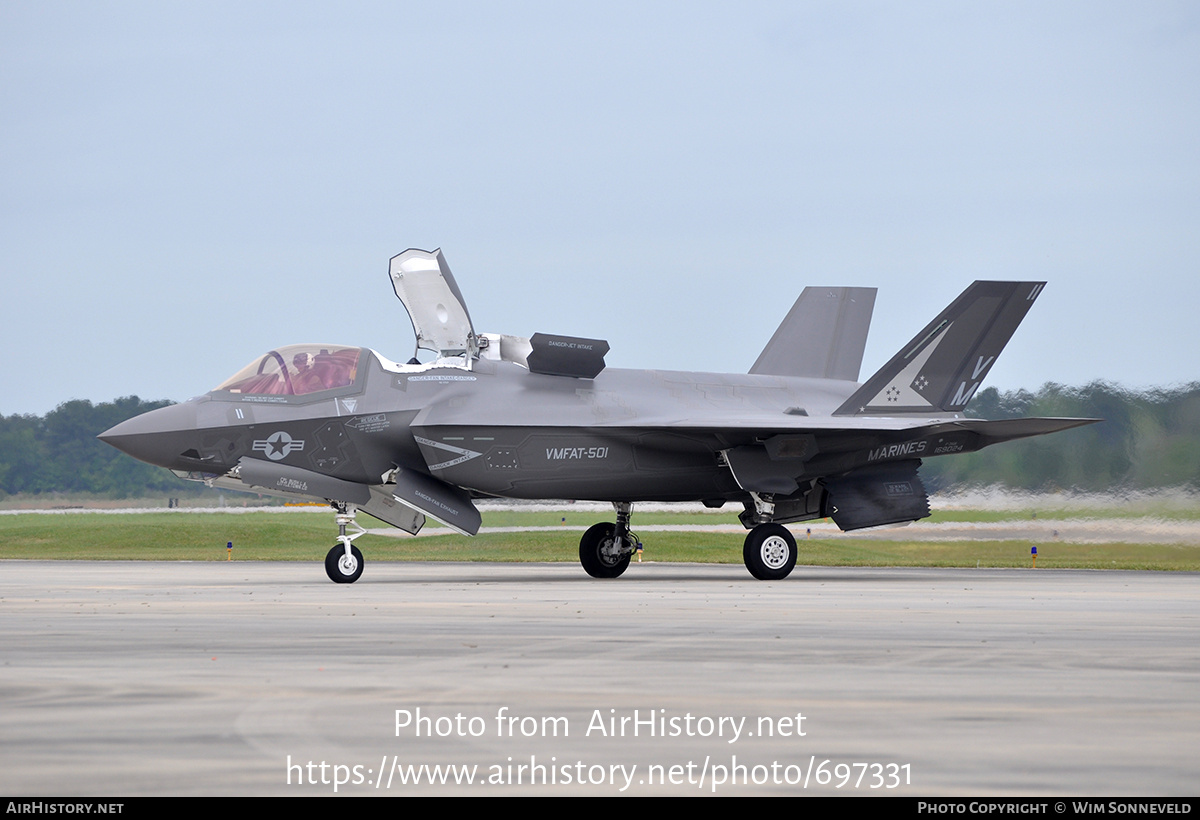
[717,416,1097,498]
[411,403,1096,506]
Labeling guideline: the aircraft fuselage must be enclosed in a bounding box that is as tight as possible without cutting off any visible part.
[98,250,1098,582]
[101,350,1019,508]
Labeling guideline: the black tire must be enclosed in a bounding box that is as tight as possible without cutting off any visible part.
[579,522,631,579]
[325,544,364,583]
[743,524,797,580]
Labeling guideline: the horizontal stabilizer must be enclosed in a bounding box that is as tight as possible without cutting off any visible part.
[947,416,1099,444]
[836,281,1046,416]
[751,287,876,381]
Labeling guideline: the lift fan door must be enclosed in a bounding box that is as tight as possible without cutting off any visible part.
[389,248,477,359]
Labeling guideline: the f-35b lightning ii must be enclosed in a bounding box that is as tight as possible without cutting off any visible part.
[100,249,1095,583]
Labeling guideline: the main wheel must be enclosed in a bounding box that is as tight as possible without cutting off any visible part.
[325,544,364,583]
[579,522,632,578]
[743,523,797,580]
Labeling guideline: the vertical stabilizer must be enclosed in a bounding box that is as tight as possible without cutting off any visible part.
[750,287,877,381]
[834,281,1045,416]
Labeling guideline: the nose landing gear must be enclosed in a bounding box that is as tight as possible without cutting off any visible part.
[325,503,366,583]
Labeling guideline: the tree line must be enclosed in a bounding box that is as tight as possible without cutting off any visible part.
[2,383,1198,499]
[0,397,193,499]
[921,382,1200,491]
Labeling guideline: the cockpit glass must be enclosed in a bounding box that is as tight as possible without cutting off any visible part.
[215,345,361,396]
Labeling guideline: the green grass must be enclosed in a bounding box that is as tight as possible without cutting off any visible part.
[1,510,1198,570]
[924,507,1200,523]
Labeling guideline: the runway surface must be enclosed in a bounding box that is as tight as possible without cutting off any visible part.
[387,517,1200,545]
[1,560,1196,795]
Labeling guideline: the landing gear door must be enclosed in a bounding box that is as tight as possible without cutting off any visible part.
[389,248,478,360]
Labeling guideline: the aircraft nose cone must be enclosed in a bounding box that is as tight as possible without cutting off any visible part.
[98,402,199,469]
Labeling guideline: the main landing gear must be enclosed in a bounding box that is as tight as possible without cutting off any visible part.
[577,502,798,581]
[742,523,797,581]
[325,502,366,583]
[739,493,799,580]
[579,502,640,578]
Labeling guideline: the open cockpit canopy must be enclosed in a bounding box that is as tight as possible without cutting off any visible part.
[389,248,477,361]
[214,345,362,397]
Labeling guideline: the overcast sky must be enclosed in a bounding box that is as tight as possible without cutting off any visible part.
[2,1,1197,416]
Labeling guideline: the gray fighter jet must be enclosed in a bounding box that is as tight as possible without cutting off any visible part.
[100,249,1096,583]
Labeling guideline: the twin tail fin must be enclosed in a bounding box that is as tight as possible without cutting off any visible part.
[834,281,1046,416]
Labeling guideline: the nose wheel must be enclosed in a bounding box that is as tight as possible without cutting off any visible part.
[324,503,366,583]
[325,544,364,583]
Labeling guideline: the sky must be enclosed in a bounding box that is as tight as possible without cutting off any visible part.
[2,1,1197,416]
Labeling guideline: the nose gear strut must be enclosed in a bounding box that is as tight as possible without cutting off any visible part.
[325,502,367,583]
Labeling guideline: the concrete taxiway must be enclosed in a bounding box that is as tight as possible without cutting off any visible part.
[1,561,1196,795]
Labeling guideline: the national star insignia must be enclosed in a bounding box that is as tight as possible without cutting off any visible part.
[268,434,288,456]
[253,431,305,461]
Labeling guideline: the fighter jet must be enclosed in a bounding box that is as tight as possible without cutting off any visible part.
[100,249,1096,583]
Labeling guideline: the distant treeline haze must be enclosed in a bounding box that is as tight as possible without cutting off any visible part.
[1,383,1198,499]
[922,383,1200,491]
[0,397,185,498]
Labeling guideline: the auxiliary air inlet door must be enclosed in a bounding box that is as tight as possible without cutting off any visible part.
[389,248,478,360]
